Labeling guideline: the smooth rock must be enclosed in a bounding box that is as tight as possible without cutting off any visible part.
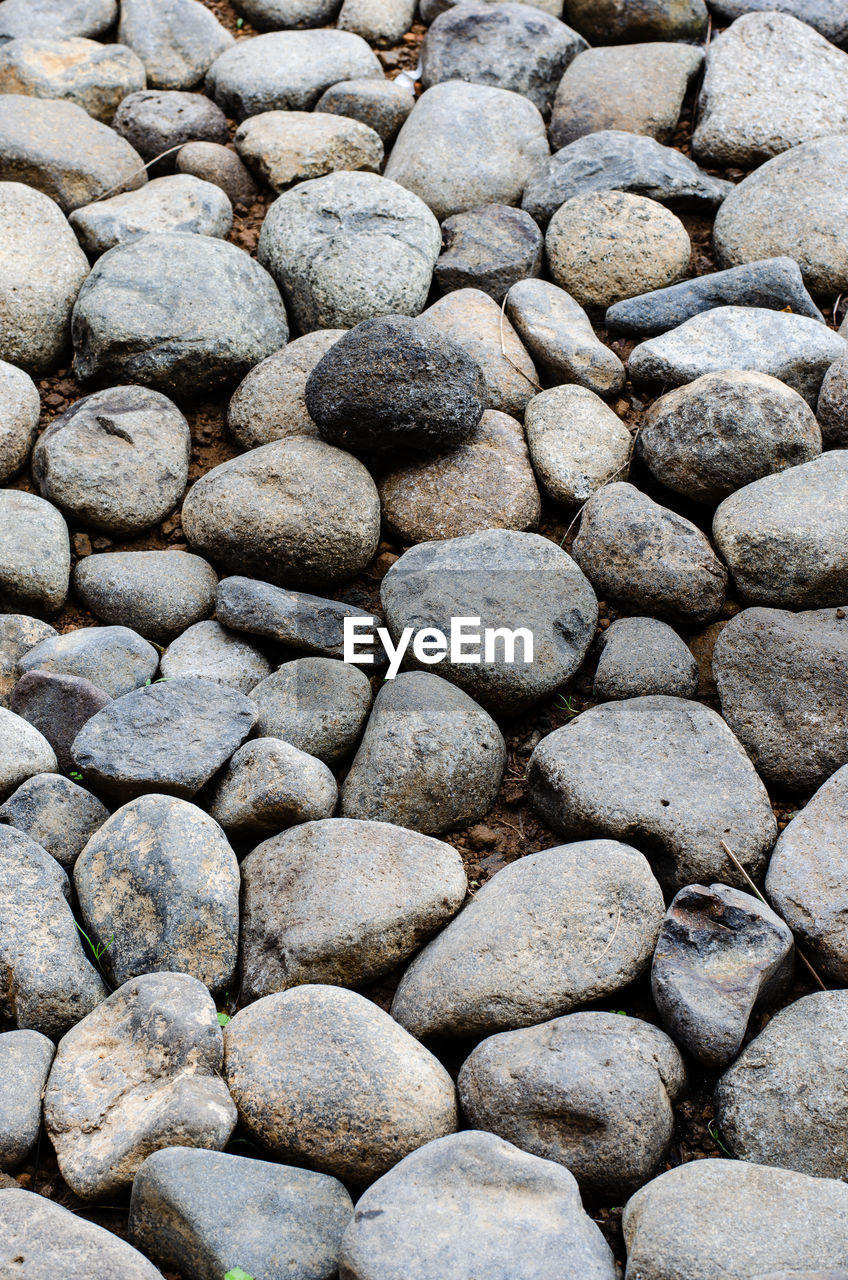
[316,76,414,144]
[525,384,632,506]
[0,491,69,616]
[118,0,234,90]
[235,110,383,193]
[248,657,372,763]
[160,620,272,693]
[70,174,233,255]
[72,551,217,643]
[10,670,111,773]
[112,89,229,166]
[0,0,117,39]
[0,37,145,124]
[175,139,258,206]
[336,0,417,45]
[216,575,377,660]
[0,773,108,870]
[18,625,158,700]
[562,0,707,41]
[0,1189,163,1279]
[593,616,699,701]
[505,278,625,396]
[0,359,39,483]
[707,0,848,47]
[208,737,337,837]
[227,330,345,448]
[435,203,542,301]
[818,354,848,446]
[0,616,56,709]
[0,707,58,800]
[0,1030,54,1169]
[232,0,344,27]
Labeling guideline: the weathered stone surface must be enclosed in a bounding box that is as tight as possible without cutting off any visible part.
[0,1030,54,1169]
[224,985,458,1182]
[0,0,117,40]
[528,697,777,894]
[11,670,111,774]
[18,625,157,699]
[44,971,237,1199]
[316,76,414,143]
[249,657,372,763]
[0,359,38,484]
[708,0,848,46]
[458,1013,686,1197]
[0,616,56,709]
[217,576,375,660]
[505,278,625,396]
[209,737,337,837]
[231,0,343,27]
[240,817,466,999]
[0,1189,163,1279]
[0,772,108,870]
[0,708,58,801]
[818,354,848,447]
[235,110,383,193]
[0,491,69,616]
[593,616,699,701]
[176,139,258,206]
[435,203,542,301]
[0,37,144,124]
[160,620,272,693]
[336,0,417,45]
[227,331,344,448]
[392,840,664,1038]
[118,0,234,90]
[525,385,631,506]
[112,89,229,165]
[562,0,707,41]
[652,883,794,1070]
[70,174,233,255]
[73,551,217,644]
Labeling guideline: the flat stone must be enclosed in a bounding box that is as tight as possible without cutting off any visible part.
[593,616,699,701]
[112,88,229,166]
[224,985,457,1183]
[525,384,632,506]
[505,278,625,396]
[0,773,108,870]
[160,620,272,693]
[43,971,237,1199]
[11,670,111,774]
[0,1031,53,1171]
[316,76,414,144]
[528,696,777,894]
[0,616,57,709]
[248,657,372,763]
[0,0,117,39]
[240,816,466,999]
[216,575,376,659]
[227,330,344,448]
[0,359,39,484]
[562,0,707,41]
[435,203,542,301]
[818,354,848,446]
[0,1189,163,1279]
[0,491,69,616]
[0,37,145,124]
[70,174,233,255]
[118,0,234,90]
[208,737,337,837]
[235,110,383,193]
[18,625,158,699]
[707,0,848,46]
[175,139,258,206]
[336,0,417,45]
[72,551,217,643]
[391,840,664,1038]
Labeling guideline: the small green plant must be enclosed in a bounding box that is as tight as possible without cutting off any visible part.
[217,1011,232,1027]
[69,770,83,782]
[225,1269,254,1280]
[611,1010,627,1016]
[708,1122,734,1157]
[74,923,114,974]
[236,16,244,26]
[555,693,580,717]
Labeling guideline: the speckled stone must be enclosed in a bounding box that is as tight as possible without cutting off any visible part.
[0,772,108,870]
[72,551,217,643]
[227,330,345,448]
[248,657,373,764]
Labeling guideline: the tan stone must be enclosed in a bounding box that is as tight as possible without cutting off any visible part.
[235,110,383,193]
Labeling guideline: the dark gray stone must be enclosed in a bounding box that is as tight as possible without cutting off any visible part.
[562,0,707,41]
[0,0,117,39]
[118,0,234,91]
[233,0,343,28]
[112,89,229,168]
[175,140,259,207]
[217,575,377,659]
[160,620,272,693]
[0,773,108,870]
[435,203,542,302]
[818,354,848,447]
[0,359,39,484]
[316,77,414,144]
[69,175,233,255]
[0,1189,163,1279]
[0,616,56,709]
[0,708,58,801]
[249,657,373,764]
[208,737,337,837]
[0,1030,54,1169]
[18,625,158,699]
[73,551,217,643]
[0,491,69,616]
[593,617,699,701]
[505,278,625,397]
[11,669,111,774]
[707,0,848,47]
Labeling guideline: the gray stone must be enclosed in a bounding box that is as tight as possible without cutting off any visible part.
[33,385,191,535]
[0,491,69,616]
[0,1030,54,1169]
[0,616,57,709]
[72,551,217,643]
[11,670,111,773]
[593,616,699,701]
[112,89,229,166]
[205,29,381,121]
[336,0,417,45]
[118,0,234,91]
[385,81,549,222]
[707,0,848,46]
[0,708,58,801]
[183,439,380,587]
[316,77,414,144]
[129,1148,353,1280]
[392,840,664,1038]
[175,140,259,207]
[305,314,487,451]
[562,0,707,41]
[693,13,848,169]
[339,1131,617,1280]
[818,354,848,447]
[233,0,344,28]
[0,38,145,124]
[629,306,847,405]
[0,824,106,1037]
[713,452,848,606]
[0,359,39,484]
[160,620,272,693]
[528,696,777,894]
[0,0,117,39]
[72,233,289,401]
[522,129,730,226]
[505,278,625,397]
[341,672,506,834]
[0,182,90,375]
[74,793,239,991]
[525,384,632,506]
[458,1013,686,1197]
[572,482,727,624]
[0,773,108,870]
[217,575,377,660]
[652,883,794,1070]
[18,625,158,699]
[249,657,372,763]
[224,985,457,1183]
[227,330,346,449]
[714,990,848,1178]
[239,816,466,999]
[235,110,383,193]
[43,971,237,1199]
[435,203,542,301]
[421,0,567,18]
[70,174,233,255]
[70,676,255,803]
[0,1189,163,1279]
[208,737,337,837]
[257,170,440,331]
[382,530,598,716]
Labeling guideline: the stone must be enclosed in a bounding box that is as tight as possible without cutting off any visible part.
[638,371,821,504]
[458,1012,686,1197]
[505,278,625,396]
[420,2,587,114]
[0,182,90,375]
[713,606,848,791]
[606,257,825,336]
[522,129,730,226]
[0,773,108,870]
[818,355,848,447]
[339,1131,617,1280]
[18,625,158,699]
[382,530,598,716]
[129,1148,354,1280]
[72,233,289,401]
[240,817,466,998]
[316,77,414,144]
[235,110,383,193]
[257,171,441,331]
[525,385,632,506]
[435,203,542,301]
[546,190,690,311]
[0,1189,163,1279]
[0,1031,54,1169]
[216,575,377,660]
[385,80,549,221]
[74,794,239,991]
[0,708,58,801]
[652,883,794,1070]
[205,30,382,120]
[713,452,848,606]
[224,985,457,1183]
[43,971,237,1199]
[528,696,777,894]
[341,672,506,834]
[227,330,345,448]
[72,551,217,644]
[70,174,233,255]
[0,0,117,40]
[208,737,338,837]
[0,491,69,616]
[33,386,191,535]
[118,0,234,90]
[622,1159,848,1280]
[183,439,380,587]
[693,13,848,169]
[377,409,541,542]
[0,616,57,709]
[714,990,848,1177]
[422,0,566,14]
[176,140,258,207]
[112,89,229,166]
[337,0,417,45]
[249,657,372,763]
[0,37,145,124]
[392,840,664,1038]
[234,0,344,28]
[10,670,111,774]
[70,676,255,802]
[562,0,707,41]
[713,135,848,295]
[550,42,703,148]
[0,824,106,1037]
[593,617,699,701]
[160,620,272,693]
[573,482,727,624]
[629,306,847,406]
[708,0,848,46]
[0,359,39,484]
